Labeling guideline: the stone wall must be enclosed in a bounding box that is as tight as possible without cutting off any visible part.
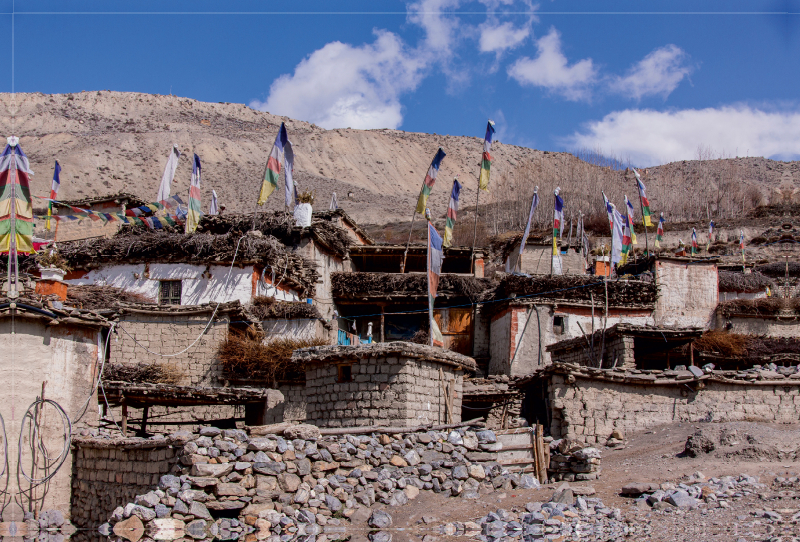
[546,372,800,445]
[71,440,178,528]
[548,336,633,369]
[110,313,230,386]
[655,259,718,328]
[305,358,463,427]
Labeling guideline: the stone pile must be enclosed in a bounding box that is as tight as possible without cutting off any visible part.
[100,424,545,540]
[621,472,765,510]
[547,439,601,482]
[462,487,637,541]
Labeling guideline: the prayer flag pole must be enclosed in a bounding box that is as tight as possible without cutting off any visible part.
[471,120,495,273]
[402,148,446,273]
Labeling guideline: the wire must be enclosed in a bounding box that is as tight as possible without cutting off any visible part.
[17,398,72,486]
[73,322,115,424]
[117,234,246,357]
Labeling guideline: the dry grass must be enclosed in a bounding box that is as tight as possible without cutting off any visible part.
[692,331,750,357]
[67,285,155,309]
[218,331,328,381]
[103,362,183,384]
[718,271,773,293]
[247,295,321,320]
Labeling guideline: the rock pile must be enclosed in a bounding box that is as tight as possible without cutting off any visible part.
[621,472,764,511]
[464,490,636,541]
[548,439,602,482]
[100,424,546,540]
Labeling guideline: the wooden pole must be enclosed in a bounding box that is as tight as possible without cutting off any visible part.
[470,186,480,274]
[140,405,149,436]
[121,400,128,438]
[380,305,385,343]
[401,211,417,273]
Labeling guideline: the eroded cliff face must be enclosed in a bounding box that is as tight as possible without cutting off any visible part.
[1,91,794,227]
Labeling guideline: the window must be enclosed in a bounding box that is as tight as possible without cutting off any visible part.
[553,315,565,335]
[160,280,182,305]
[337,364,353,383]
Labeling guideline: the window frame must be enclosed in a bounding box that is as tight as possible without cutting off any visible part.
[159,280,182,305]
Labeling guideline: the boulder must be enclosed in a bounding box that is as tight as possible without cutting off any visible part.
[368,510,393,529]
[284,424,321,440]
[190,463,233,478]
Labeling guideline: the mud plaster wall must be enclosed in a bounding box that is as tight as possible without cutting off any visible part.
[305,358,463,428]
[715,315,800,339]
[0,318,101,521]
[489,305,651,376]
[472,306,490,360]
[506,245,586,275]
[71,443,177,528]
[262,318,325,341]
[110,314,230,386]
[546,374,800,445]
[296,238,354,329]
[655,260,718,328]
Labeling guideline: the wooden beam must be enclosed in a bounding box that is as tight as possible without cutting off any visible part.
[121,401,128,438]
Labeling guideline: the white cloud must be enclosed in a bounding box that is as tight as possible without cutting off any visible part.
[562,105,800,166]
[507,28,597,101]
[479,20,531,53]
[250,31,426,130]
[407,0,463,57]
[609,45,693,100]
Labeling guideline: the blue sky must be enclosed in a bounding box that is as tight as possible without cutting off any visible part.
[3,0,800,166]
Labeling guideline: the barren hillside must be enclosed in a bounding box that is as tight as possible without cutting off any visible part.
[0,91,797,228]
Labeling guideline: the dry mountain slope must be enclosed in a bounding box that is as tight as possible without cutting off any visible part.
[1,91,797,228]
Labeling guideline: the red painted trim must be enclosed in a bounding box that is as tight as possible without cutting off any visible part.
[64,269,88,280]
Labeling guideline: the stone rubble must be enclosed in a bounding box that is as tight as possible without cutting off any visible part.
[547,438,602,482]
[621,472,765,512]
[98,423,576,541]
[457,491,636,541]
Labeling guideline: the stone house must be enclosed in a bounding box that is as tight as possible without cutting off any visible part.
[292,342,476,428]
[545,323,703,370]
[520,360,800,446]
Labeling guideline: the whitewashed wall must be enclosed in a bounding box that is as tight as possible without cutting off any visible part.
[66,263,299,305]
[719,291,767,302]
[262,318,322,341]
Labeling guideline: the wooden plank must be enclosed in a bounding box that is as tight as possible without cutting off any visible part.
[497,449,536,461]
[497,458,538,466]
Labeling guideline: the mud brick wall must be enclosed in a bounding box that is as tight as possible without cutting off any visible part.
[71,442,178,528]
[305,357,463,428]
[110,314,230,386]
[547,374,800,445]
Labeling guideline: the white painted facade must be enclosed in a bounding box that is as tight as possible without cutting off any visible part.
[65,262,300,305]
[654,259,719,328]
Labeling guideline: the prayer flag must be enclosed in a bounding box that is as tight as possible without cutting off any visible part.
[284,138,295,208]
[519,187,540,257]
[655,213,665,248]
[46,160,61,231]
[209,190,219,215]
[611,204,624,266]
[185,154,202,233]
[707,220,715,250]
[691,228,698,255]
[427,222,445,347]
[740,230,745,265]
[625,195,638,245]
[478,120,495,192]
[0,139,35,254]
[259,122,289,205]
[602,191,613,232]
[620,209,633,266]
[552,188,564,256]
[330,192,339,211]
[415,148,446,214]
[157,145,181,203]
[442,178,461,248]
[633,169,653,227]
